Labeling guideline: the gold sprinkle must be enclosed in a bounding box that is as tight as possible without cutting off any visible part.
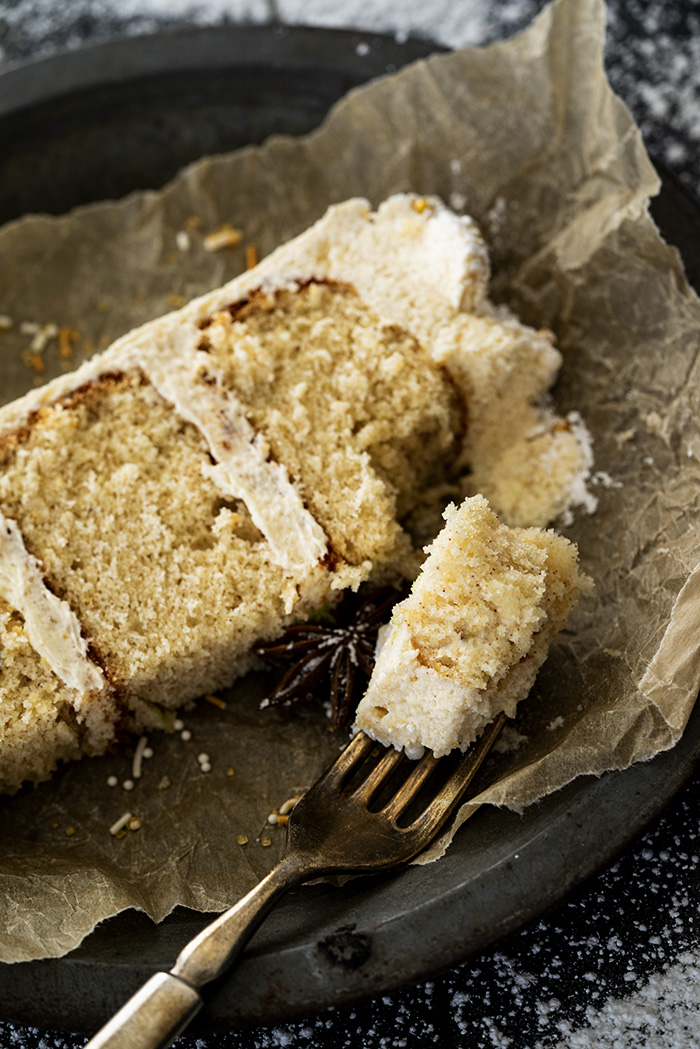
[236,834,248,846]
[411,197,430,214]
[185,215,202,230]
[226,767,235,777]
[204,693,227,710]
[260,836,272,847]
[245,243,258,270]
[51,822,59,829]
[276,815,289,827]
[204,224,243,252]
[58,326,79,359]
[30,353,45,373]
[167,294,186,309]
[65,826,76,837]
[115,829,127,840]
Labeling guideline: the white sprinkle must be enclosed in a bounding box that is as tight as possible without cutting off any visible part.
[30,322,59,353]
[180,729,192,741]
[279,796,302,816]
[176,230,190,252]
[109,812,132,836]
[132,735,148,780]
[197,752,210,765]
[200,762,212,773]
[122,779,135,792]
[0,315,12,330]
[19,321,40,335]
[267,813,279,825]
[173,719,184,731]
[107,775,118,787]
[143,747,154,759]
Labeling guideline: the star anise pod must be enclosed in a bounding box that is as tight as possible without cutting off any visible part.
[253,586,404,729]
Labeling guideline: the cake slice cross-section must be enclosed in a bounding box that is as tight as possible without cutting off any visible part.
[355,495,586,757]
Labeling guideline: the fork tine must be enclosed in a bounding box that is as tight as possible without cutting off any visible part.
[350,745,405,803]
[381,749,440,821]
[315,730,376,789]
[404,713,506,836]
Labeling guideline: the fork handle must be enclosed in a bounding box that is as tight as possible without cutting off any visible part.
[84,852,309,1049]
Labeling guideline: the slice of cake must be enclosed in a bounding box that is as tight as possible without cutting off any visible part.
[0,278,459,793]
[0,194,590,793]
[355,495,586,757]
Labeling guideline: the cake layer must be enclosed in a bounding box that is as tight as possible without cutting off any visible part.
[203,280,461,565]
[0,275,460,791]
[355,495,585,757]
[0,194,590,792]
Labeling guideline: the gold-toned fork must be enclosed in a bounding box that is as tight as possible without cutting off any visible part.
[85,714,505,1049]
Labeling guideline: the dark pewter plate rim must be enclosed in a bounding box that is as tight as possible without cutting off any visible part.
[0,23,699,1036]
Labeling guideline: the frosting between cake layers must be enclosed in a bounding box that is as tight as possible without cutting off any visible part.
[0,510,107,705]
[123,339,328,573]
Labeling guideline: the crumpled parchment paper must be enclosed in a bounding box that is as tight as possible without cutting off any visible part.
[1,0,700,962]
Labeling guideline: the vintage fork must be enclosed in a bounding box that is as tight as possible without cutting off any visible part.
[85,714,505,1049]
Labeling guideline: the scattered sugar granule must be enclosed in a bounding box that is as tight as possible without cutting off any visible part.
[237,834,249,846]
[158,775,171,791]
[64,826,76,837]
[127,817,142,832]
[547,716,565,731]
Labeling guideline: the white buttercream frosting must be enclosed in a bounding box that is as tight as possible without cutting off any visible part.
[0,510,107,706]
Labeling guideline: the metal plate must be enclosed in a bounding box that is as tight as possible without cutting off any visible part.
[1,24,699,1036]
